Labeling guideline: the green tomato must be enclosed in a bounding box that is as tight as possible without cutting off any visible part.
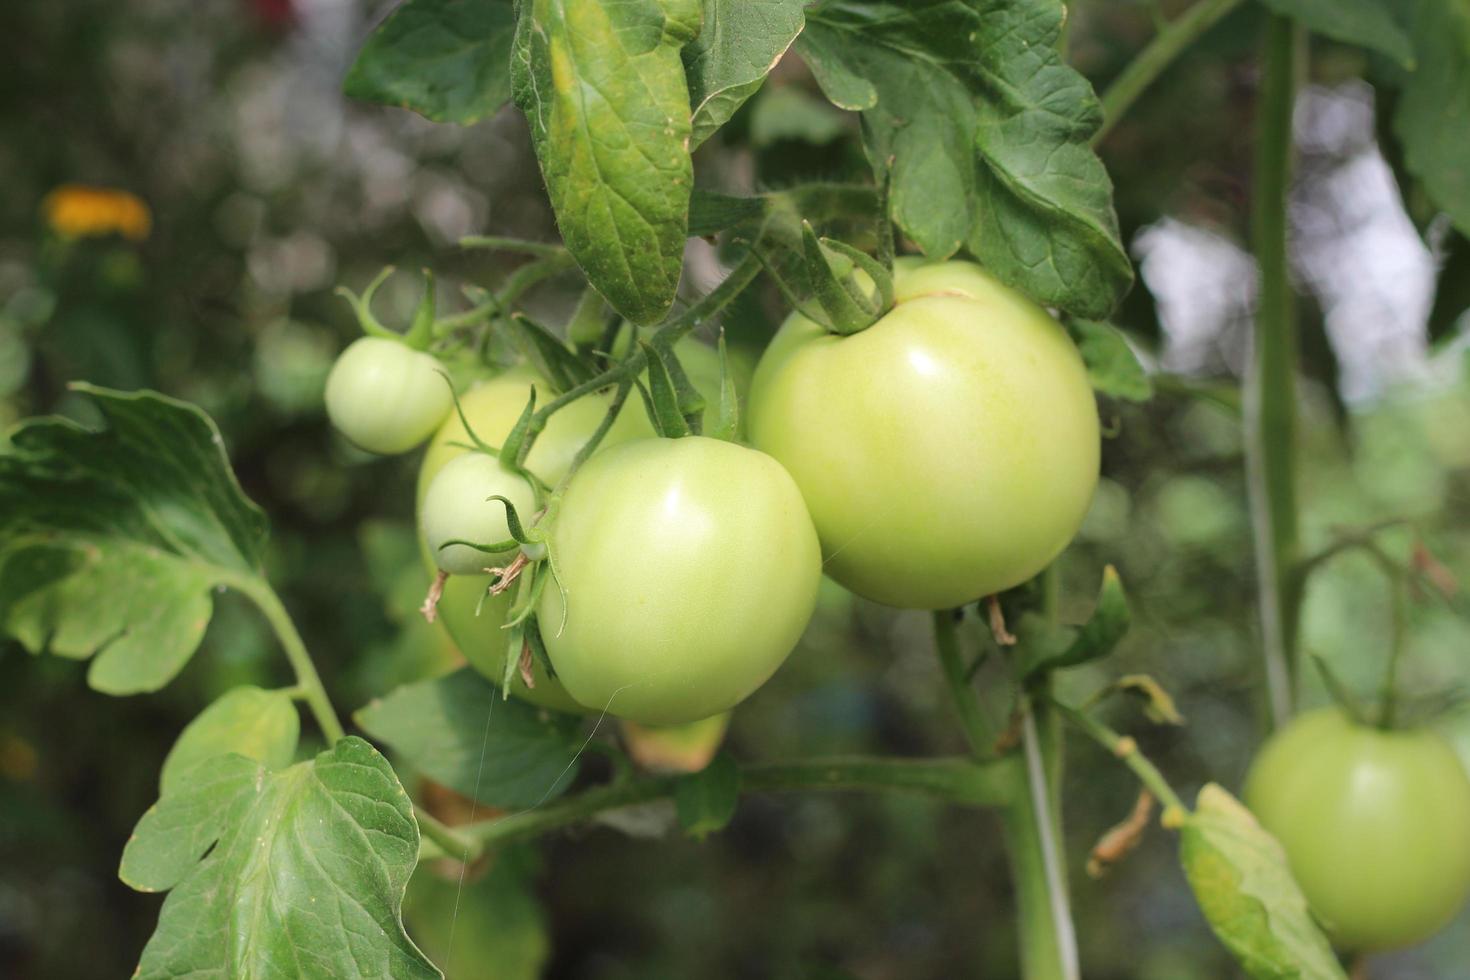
[1245,708,1470,952]
[325,337,452,454]
[416,368,652,713]
[747,259,1099,609]
[419,453,536,575]
[537,436,821,725]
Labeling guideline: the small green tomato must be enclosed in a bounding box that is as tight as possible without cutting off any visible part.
[325,337,451,454]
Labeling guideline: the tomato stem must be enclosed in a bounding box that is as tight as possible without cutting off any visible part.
[414,808,482,864]
[1093,0,1247,145]
[225,574,347,745]
[1245,15,1305,733]
[416,755,1017,861]
[1050,697,1188,814]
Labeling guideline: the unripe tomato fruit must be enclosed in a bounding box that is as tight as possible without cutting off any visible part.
[325,337,452,454]
[747,259,1099,609]
[416,368,652,713]
[537,436,821,725]
[420,453,537,575]
[1245,708,1470,952]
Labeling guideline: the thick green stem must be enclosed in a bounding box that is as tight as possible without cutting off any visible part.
[1094,0,1246,145]
[1245,16,1304,732]
[228,576,346,744]
[418,755,1014,860]
[415,808,483,863]
[1008,700,1080,980]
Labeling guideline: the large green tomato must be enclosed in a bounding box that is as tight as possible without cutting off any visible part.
[747,259,1100,609]
[537,436,821,725]
[1245,708,1470,952]
[325,337,452,454]
[416,368,653,713]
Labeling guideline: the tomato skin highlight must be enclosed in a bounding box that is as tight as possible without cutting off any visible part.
[325,337,452,454]
[416,368,652,713]
[537,436,821,726]
[1245,708,1470,952]
[747,259,1100,610]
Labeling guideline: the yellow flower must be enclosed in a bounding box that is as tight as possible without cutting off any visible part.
[42,184,152,241]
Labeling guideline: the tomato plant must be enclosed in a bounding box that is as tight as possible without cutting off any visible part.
[5,0,1470,978]
[749,259,1100,609]
[325,337,452,454]
[537,436,822,726]
[1246,709,1470,952]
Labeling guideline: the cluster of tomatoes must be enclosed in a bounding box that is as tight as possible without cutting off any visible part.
[326,259,1101,724]
[325,256,1470,956]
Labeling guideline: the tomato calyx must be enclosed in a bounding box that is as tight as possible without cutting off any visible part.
[335,265,438,351]
[799,221,894,336]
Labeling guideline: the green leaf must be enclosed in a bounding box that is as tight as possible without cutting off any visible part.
[355,667,585,808]
[709,332,740,442]
[750,85,849,147]
[1179,784,1347,980]
[345,0,517,124]
[1071,320,1154,402]
[120,738,439,979]
[0,386,268,694]
[673,751,741,839]
[1019,566,1131,677]
[1391,0,1470,236]
[512,0,702,324]
[684,0,807,147]
[160,686,300,795]
[1259,0,1414,68]
[798,1,1133,318]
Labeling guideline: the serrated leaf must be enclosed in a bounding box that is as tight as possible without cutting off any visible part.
[121,738,439,979]
[673,751,740,839]
[684,0,807,147]
[511,0,702,324]
[1180,784,1347,980]
[797,1,1133,318]
[355,667,584,808]
[160,686,300,795]
[0,386,268,694]
[1391,0,1470,236]
[1259,0,1414,68]
[1019,566,1131,677]
[1071,320,1154,402]
[345,0,518,124]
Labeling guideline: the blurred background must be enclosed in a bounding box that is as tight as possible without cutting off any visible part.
[2,0,1469,977]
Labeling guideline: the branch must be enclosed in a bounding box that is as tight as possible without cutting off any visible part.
[1094,0,1247,145]
[417,755,1016,860]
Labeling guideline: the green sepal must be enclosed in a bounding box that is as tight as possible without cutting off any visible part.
[506,312,596,394]
[503,562,548,631]
[1019,566,1131,678]
[402,268,436,349]
[501,620,524,699]
[708,330,740,443]
[333,266,397,342]
[487,495,535,547]
[497,387,539,480]
[1310,654,1369,726]
[436,536,519,558]
[523,613,557,680]
[801,221,890,336]
[639,341,694,438]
